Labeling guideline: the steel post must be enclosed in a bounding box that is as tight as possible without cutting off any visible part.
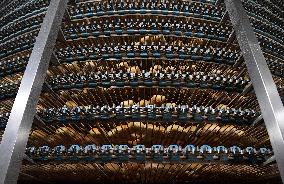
[0,0,68,183]
[225,0,284,182]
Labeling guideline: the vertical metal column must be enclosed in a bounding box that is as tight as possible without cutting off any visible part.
[0,0,68,183]
[225,0,284,181]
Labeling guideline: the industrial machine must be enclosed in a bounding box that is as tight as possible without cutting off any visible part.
[0,0,283,183]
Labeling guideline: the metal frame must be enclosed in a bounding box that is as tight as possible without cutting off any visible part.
[0,0,68,183]
[225,0,284,182]
[0,0,284,183]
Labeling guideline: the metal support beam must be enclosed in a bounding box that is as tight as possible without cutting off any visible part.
[242,83,253,95]
[225,0,284,182]
[0,0,68,183]
[219,11,230,26]
[252,115,263,126]
[263,155,276,166]
[23,154,35,165]
[226,30,236,47]
[49,53,61,66]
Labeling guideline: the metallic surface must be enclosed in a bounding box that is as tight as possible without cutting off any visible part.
[252,115,263,126]
[225,0,284,181]
[0,0,68,183]
[263,155,276,166]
